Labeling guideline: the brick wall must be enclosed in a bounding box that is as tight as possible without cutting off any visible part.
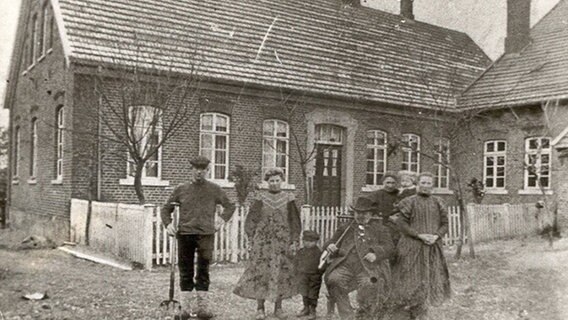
[7,0,72,241]
[453,106,567,206]
[69,74,460,208]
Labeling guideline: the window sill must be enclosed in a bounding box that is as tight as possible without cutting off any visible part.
[25,64,36,73]
[11,178,19,185]
[485,189,508,195]
[518,189,553,195]
[51,178,63,185]
[27,178,37,185]
[119,177,170,187]
[432,188,454,195]
[258,181,296,190]
[361,185,383,192]
[210,179,235,188]
[47,48,53,54]
[38,55,46,62]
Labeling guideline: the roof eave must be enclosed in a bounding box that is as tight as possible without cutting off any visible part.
[3,0,31,110]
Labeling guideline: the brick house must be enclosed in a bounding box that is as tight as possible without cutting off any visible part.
[458,0,568,233]
[3,0,492,240]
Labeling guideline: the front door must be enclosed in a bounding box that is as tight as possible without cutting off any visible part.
[313,144,342,206]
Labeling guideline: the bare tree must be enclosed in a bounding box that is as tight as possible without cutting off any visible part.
[69,32,204,204]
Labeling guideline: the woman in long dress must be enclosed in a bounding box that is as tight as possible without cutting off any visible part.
[389,172,451,320]
[233,168,301,320]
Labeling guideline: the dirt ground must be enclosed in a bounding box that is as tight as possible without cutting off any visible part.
[1,229,567,320]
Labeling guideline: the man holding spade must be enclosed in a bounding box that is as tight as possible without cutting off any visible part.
[161,156,236,319]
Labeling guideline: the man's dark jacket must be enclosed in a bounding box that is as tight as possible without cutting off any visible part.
[161,180,235,234]
[323,220,394,283]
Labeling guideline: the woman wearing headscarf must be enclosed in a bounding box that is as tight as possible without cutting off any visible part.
[233,168,302,319]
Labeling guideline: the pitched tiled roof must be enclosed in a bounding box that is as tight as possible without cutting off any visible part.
[58,0,490,109]
[458,0,568,109]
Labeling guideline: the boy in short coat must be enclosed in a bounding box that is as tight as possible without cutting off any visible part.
[295,230,324,319]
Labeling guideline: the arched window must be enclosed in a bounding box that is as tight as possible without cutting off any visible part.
[47,10,54,50]
[200,113,230,180]
[30,118,38,178]
[262,120,289,181]
[401,133,420,173]
[55,106,64,180]
[366,130,387,186]
[29,14,38,66]
[13,126,20,178]
[40,2,49,56]
[127,106,162,179]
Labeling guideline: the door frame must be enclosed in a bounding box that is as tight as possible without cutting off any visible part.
[306,109,358,206]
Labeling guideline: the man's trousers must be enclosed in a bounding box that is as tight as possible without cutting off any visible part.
[325,263,378,319]
[177,234,214,292]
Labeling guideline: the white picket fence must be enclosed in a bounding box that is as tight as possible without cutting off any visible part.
[70,199,551,269]
[466,203,551,243]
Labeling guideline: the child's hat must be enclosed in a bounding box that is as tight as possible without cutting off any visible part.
[302,230,320,241]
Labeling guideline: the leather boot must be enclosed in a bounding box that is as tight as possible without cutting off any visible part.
[306,304,317,320]
[174,291,194,320]
[326,295,335,315]
[196,291,214,319]
[297,297,310,317]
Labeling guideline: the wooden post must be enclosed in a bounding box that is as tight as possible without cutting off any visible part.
[230,206,240,263]
[143,204,155,270]
[301,205,312,247]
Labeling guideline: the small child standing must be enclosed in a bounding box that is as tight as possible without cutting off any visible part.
[295,230,323,320]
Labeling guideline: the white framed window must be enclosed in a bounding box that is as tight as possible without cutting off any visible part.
[30,118,38,178]
[126,106,163,179]
[40,3,49,57]
[483,140,506,189]
[434,138,450,189]
[200,113,230,180]
[55,106,64,180]
[29,14,38,66]
[524,137,551,189]
[366,130,387,186]
[13,126,20,178]
[402,133,420,173]
[262,120,289,181]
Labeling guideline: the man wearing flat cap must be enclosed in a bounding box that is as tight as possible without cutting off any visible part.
[323,196,394,319]
[161,155,236,319]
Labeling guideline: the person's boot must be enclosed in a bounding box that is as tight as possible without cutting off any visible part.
[255,308,266,320]
[174,291,194,320]
[326,295,335,317]
[274,300,286,320]
[196,291,214,319]
[297,297,310,317]
[306,304,317,320]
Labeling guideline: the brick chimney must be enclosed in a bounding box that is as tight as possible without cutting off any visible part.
[505,0,531,53]
[400,0,414,20]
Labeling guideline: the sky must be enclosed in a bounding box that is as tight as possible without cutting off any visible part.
[0,0,562,129]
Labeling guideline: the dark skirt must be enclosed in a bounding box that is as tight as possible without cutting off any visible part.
[390,237,451,308]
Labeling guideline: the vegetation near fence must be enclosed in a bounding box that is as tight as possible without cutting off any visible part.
[70,199,552,269]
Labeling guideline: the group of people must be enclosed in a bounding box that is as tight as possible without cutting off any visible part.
[160,156,451,320]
